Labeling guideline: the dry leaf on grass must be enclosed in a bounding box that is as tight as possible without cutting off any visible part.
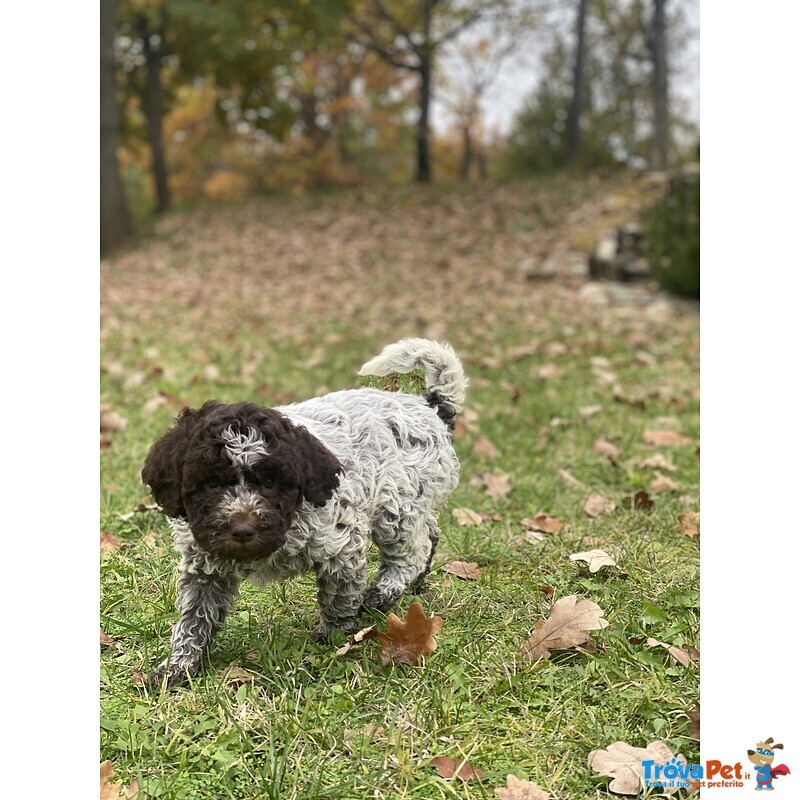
[100,531,123,554]
[687,703,700,739]
[579,404,603,418]
[522,514,562,534]
[558,468,586,489]
[442,561,482,580]
[632,490,654,510]
[481,473,513,501]
[645,638,699,667]
[335,625,378,656]
[473,437,501,459]
[535,364,562,379]
[217,665,257,687]
[100,410,128,433]
[636,453,676,471]
[569,549,617,573]
[584,495,616,517]
[376,603,443,666]
[644,429,692,446]
[521,595,609,660]
[101,627,118,648]
[588,740,686,796]
[429,755,487,782]
[593,438,621,461]
[100,761,143,800]
[495,774,551,799]
[649,472,679,493]
[679,511,700,539]
[452,508,483,527]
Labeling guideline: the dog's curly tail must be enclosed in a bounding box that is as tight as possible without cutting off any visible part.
[359,338,467,429]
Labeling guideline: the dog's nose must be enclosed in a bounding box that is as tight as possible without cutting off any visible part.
[230,523,256,543]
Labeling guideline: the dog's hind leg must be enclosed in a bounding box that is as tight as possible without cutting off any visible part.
[411,517,440,593]
[362,511,433,613]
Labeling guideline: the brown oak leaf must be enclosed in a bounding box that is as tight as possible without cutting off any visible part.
[441,561,482,580]
[100,531,122,554]
[473,437,501,459]
[429,755,487,782]
[680,511,700,539]
[482,472,513,501]
[495,774,551,799]
[521,514,562,534]
[217,665,257,687]
[335,625,378,656]
[649,472,679,493]
[643,429,692,446]
[588,740,686,796]
[451,508,483,527]
[376,603,443,666]
[636,453,676,471]
[593,438,621,461]
[584,494,616,517]
[645,638,699,668]
[521,595,609,660]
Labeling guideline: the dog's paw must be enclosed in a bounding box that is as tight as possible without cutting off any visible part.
[148,660,197,690]
[311,617,360,644]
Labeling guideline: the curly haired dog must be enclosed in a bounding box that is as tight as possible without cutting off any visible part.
[142,339,467,687]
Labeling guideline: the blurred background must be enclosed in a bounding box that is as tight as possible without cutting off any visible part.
[101,0,699,255]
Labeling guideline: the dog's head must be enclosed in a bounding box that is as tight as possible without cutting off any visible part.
[142,401,342,561]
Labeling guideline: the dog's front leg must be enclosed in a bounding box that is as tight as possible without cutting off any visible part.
[312,552,367,644]
[150,569,239,689]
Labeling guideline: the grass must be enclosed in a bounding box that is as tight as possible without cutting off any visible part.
[101,176,699,798]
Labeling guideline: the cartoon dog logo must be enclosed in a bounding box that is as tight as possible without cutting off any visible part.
[747,738,791,790]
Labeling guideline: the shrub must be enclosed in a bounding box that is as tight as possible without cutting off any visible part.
[645,170,700,298]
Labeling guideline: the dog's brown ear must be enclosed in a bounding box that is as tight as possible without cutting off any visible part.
[773,743,784,750]
[290,423,342,507]
[142,405,209,517]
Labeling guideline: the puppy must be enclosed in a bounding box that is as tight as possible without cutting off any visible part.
[142,339,467,687]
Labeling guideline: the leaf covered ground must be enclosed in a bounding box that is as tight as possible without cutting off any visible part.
[101,174,699,799]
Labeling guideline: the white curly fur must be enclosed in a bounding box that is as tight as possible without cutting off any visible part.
[151,340,465,687]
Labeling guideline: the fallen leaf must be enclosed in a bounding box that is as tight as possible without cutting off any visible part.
[441,561,482,580]
[632,491,655,511]
[635,453,676,470]
[584,495,616,517]
[100,531,122,554]
[544,340,568,357]
[429,755,487,782]
[495,774,551,800]
[376,603,443,666]
[593,438,621,461]
[579,404,603,418]
[506,340,540,360]
[653,415,680,429]
[473,437,501,459]
[335,625,378,656]
[679,511,700,539]
[521,514,562,534]
[634,350,657,367]
[538,585,555,598]
[569,549,617,573]
[217,665,257,687]
[131,671,147,687]
[644,429,692,446]
[100,410,127,432]
[100,761,142,800]
[535,364,562,379]
[558,468,586,489]
[452,508,484,526]
[645,637,699,668]
[482,473,513,501]
[649,472,679,493]
[588,740,686,796]
[521,595,609,660]
[100,627,117,647]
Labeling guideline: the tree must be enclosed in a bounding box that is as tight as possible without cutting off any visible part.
[352,0,520,182]
[564,0,589,169]
[101,0,132,251]
[647,0,669,168]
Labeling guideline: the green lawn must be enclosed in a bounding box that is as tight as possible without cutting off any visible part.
[101,176,699,798]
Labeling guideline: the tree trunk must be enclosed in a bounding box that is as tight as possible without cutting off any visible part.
[416,56,433,183]
[100,0,131,251]
[565,0,589,170]
[650,0,669,168]
[138,16,171,213]
[460,124,473,181]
